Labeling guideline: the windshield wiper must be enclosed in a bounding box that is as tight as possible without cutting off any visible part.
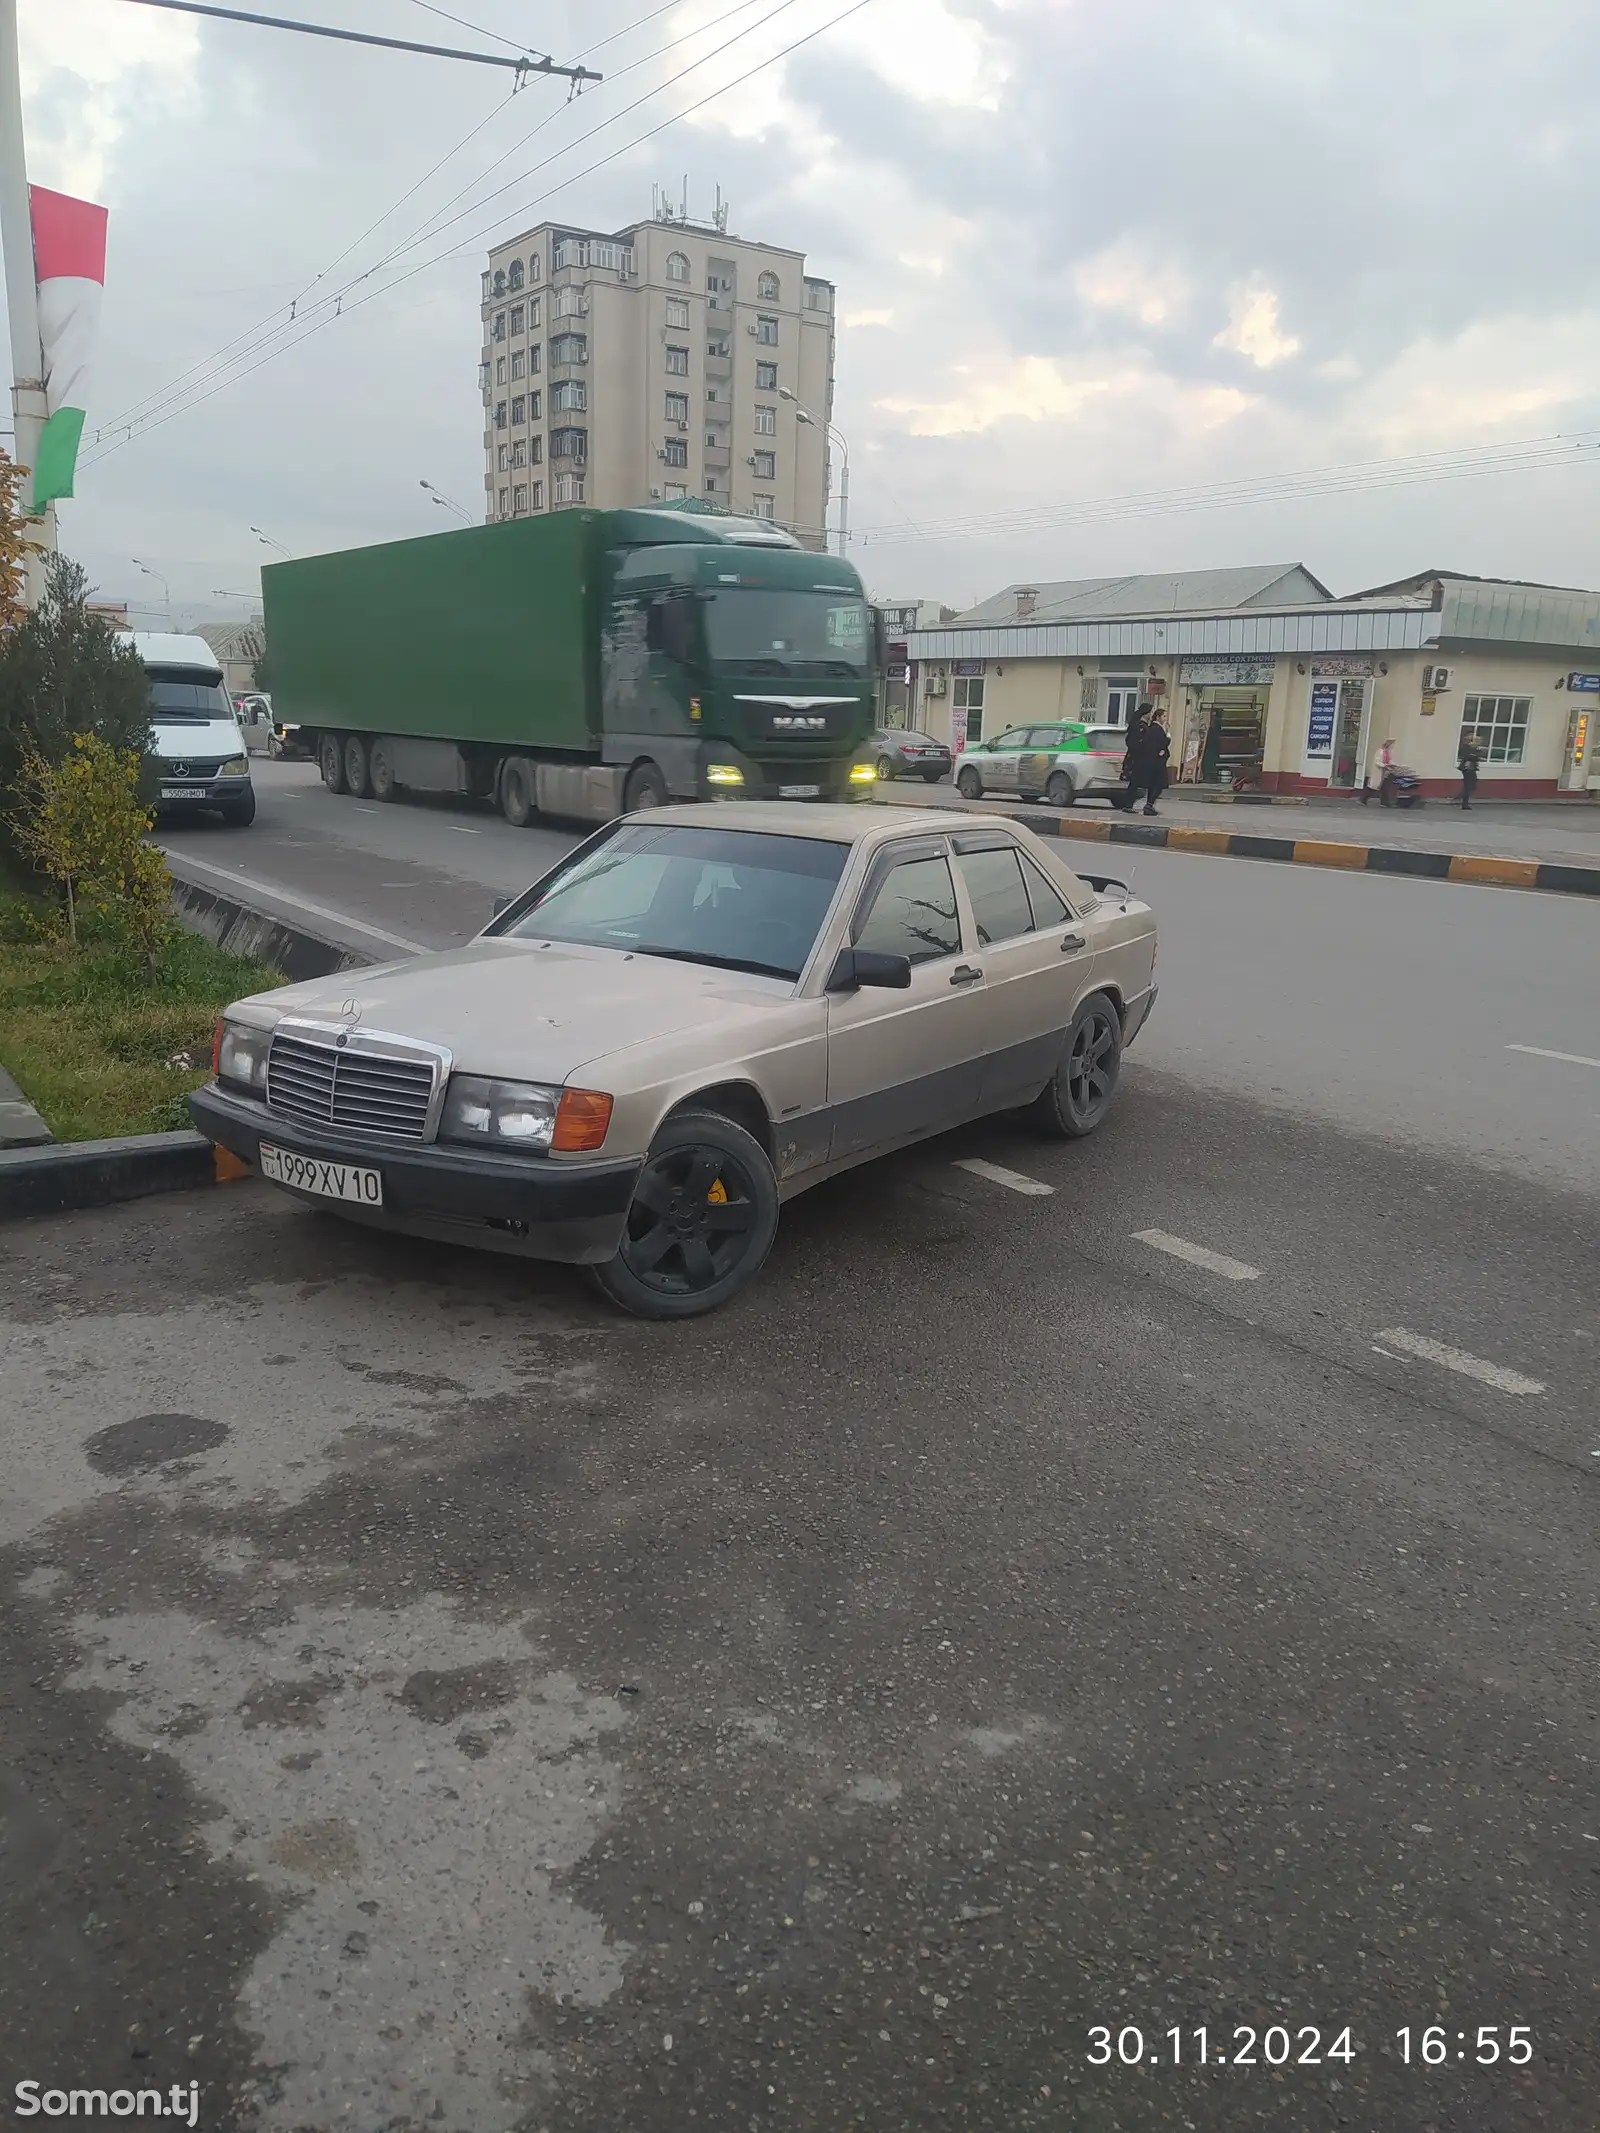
[641,947,795,980]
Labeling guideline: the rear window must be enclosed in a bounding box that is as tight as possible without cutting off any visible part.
[1086,728,1126,753]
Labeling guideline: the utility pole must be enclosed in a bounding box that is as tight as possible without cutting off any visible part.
[0,0,53,596]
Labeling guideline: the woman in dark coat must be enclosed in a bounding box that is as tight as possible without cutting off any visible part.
[1133,709,1171,816]
[1118,701,1152,811]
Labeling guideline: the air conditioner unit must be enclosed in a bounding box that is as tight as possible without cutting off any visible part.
[926,673,948,697]
[1425,664,1453,690]
[649,486,662,499]
[747,325,759,336]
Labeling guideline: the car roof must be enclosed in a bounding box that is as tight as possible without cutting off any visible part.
[644,801,959,842]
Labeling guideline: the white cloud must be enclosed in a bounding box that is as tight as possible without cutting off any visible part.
[841,305,895,327]
[1075,241,1190,327]
[18,0,199,200]
[876,352,1254,438]
[1214,279,1302,368]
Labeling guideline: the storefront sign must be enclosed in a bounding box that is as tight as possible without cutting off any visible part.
[1179,657,1275,686]
[953,658,984,677]
[1567,672,1600,693]
[1309,656,1374,678]
[1306,681,1338,756]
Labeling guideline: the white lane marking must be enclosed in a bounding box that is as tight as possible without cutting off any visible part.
[954,1158,1054,1197]
[1133,1229,1261,1282]
[451,825,483,835]
[159,849,429,956]
[354,805,378,814]
[1374,1327,1545,1397]
[1506,1042,1600,1070]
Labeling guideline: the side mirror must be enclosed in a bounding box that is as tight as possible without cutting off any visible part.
[827,946,912,992]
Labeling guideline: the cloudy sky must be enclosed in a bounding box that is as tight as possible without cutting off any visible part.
[9,0,1600,625]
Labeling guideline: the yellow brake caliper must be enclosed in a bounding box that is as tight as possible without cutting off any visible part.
[706,1177,728,1204]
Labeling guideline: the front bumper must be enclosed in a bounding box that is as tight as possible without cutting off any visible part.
[155,774,253,808]
[696,740,868,803]
[189,1082,642,1264]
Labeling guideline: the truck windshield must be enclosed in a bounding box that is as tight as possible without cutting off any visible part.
[702,589,870,677]
[501,823,849,981]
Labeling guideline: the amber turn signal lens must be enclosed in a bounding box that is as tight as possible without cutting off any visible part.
[551,1087,614,1152]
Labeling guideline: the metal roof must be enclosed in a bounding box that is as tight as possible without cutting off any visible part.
[906,606,1436,663]
[955,563,1333,625]
[1437,580,1600,653]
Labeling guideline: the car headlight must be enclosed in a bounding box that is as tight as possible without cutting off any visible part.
[220,754,250,776]
[441,1077,615,1152]
[216,1017,272,1092]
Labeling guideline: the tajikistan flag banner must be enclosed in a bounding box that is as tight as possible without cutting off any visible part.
[29,184,109,512]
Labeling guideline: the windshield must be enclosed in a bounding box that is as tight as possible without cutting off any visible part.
[702,589,870,677]
[148,672,232,724]
[501,823,849,981]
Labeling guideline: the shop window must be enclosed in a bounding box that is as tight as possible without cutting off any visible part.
[1461,694,1530,764]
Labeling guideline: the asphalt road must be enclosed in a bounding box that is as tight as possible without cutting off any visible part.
[3,1063,1596,2131]
[164,760,1600,1189]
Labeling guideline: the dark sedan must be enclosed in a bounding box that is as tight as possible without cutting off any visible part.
[871,728,952,784]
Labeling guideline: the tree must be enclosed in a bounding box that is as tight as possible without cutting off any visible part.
[0,551,151,865]
[12,735,170,959]
[0,450,34,637]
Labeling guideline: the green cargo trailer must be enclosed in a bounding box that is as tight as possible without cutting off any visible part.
[262,507,880,824]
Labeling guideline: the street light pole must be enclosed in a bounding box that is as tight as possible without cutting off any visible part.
[420,479,474,525]
[250,524,291,557]
[778,387,848,557]
[0,0,53,597]
[132,556,172,625]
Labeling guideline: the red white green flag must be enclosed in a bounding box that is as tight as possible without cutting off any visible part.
[29,184,109,512]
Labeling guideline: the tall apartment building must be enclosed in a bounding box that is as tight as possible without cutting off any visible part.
[480,209,836,549]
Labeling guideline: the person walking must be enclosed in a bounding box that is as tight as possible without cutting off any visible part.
[1135,708,1171,816]
[1118,700,1152,811]
[1362,736,1394,805]
[1457,731,1482,809]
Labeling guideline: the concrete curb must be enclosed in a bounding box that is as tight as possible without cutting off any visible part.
[164,850,401,979]
[892,801,1600,896]
[0,1062,54,1150]
[0,1129,249,1222]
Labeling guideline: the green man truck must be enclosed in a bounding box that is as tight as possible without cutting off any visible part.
[262,507,881,824]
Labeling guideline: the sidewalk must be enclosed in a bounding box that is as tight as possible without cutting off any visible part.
[876,783,1600,897]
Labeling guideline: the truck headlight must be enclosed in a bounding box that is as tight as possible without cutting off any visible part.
[219,754,250,777]
[848,762,877,783]
[705,763,744,786]
[217,1018,272,1092]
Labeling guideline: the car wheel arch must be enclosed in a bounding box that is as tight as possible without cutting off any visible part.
[663,1080,775,1164]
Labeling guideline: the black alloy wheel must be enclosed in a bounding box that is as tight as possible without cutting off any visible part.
[591,1110,779,1319]
[1025,991,1123,1140]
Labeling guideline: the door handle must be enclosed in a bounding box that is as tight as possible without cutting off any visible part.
[950,963,984,987]
[1060,932,1087,953]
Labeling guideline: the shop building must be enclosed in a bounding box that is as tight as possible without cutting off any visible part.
[904,567,1600,798]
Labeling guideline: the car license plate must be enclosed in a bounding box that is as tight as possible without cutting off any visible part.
[161,785,208,799]
[259,1142,383,1206]
[778,783,821,798]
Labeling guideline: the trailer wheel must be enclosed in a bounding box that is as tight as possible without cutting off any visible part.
[368,737,397,802]
[318,734,347,793]
[624,761,669,811]
[500,757,535,827]
[343,734,371,797]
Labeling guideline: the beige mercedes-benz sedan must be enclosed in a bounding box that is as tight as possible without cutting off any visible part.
[191,804,1157,1318]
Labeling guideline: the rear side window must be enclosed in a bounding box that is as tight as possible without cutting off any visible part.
[854,855,960,964]
[957,846,1035,946]
[1086,728,1126,753]
[1021,855,1073,928]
